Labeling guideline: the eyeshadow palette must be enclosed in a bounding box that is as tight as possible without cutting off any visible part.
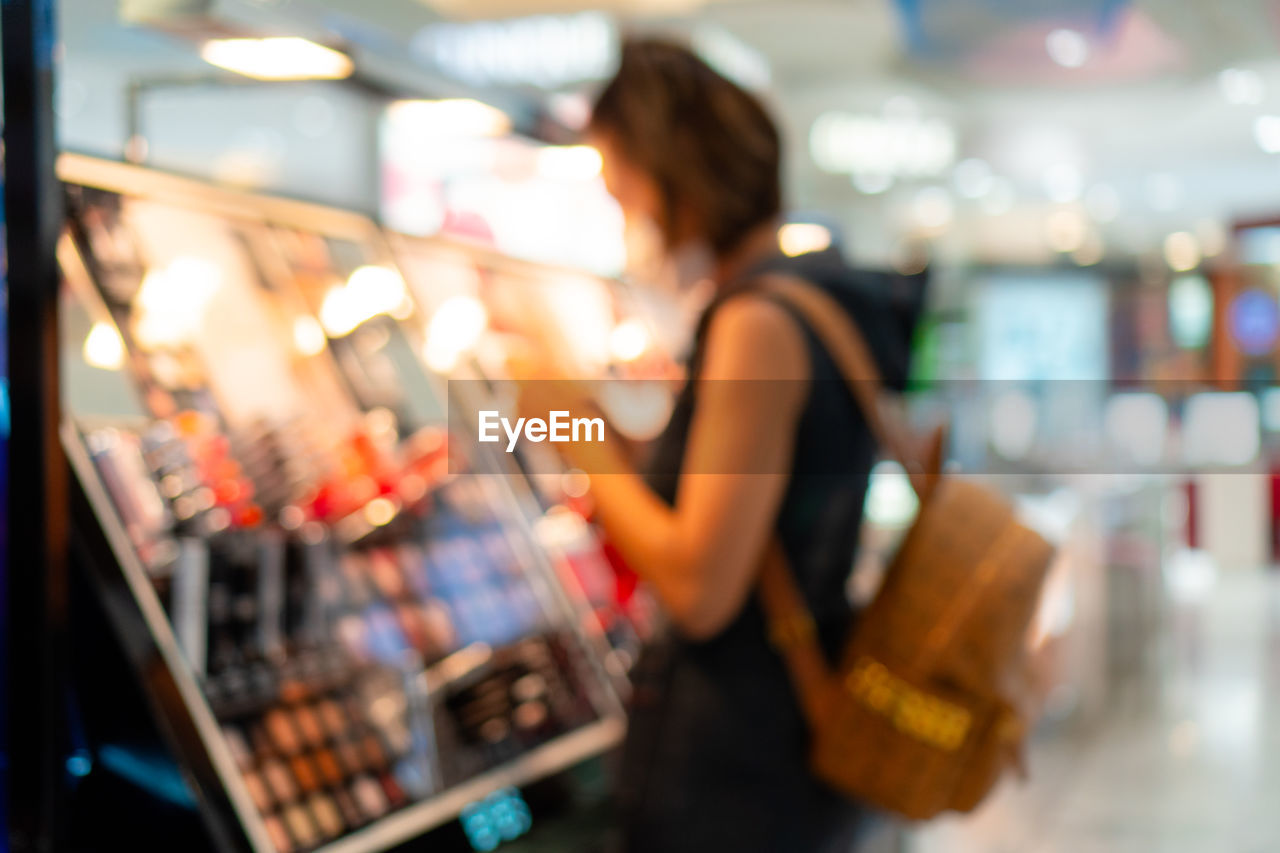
[211,658,417,852]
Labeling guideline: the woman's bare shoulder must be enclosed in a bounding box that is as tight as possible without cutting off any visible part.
[700,292,811,382]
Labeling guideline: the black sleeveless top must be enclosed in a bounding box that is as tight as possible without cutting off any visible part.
[616,251,920,853]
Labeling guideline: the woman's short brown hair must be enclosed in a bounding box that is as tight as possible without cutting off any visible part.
[589,37,782,256]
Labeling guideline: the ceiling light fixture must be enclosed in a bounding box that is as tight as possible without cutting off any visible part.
[1254,115,1280,154]
[201,37,354,81]
[1045,28,1089,69]
[385,99,512,138]
[1219,68,1265,106]
[1164,231,1201,272]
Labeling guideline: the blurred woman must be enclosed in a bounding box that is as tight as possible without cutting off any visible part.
[530,38,916,852]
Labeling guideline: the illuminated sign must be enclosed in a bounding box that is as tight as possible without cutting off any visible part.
[976,273,1109,381]
[809,108,956,180]
[1228,289,1280,356]
[410,13,616,89]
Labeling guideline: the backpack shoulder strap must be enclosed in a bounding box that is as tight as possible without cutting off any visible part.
[752,272,942,499]
[747,273,944,729]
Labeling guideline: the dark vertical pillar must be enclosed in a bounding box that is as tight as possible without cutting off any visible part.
[3,0,65,850]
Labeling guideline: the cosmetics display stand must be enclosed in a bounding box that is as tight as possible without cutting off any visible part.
[385,231,665,668]
[57,154,626,853]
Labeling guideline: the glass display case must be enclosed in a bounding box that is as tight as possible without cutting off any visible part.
[56,154,625,853]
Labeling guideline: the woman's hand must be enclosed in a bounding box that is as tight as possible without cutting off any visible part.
[507,350,615,473]
[507,342,587,432]
[514,377,594,425]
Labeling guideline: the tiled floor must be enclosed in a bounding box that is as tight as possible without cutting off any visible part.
[912,565,1280,853]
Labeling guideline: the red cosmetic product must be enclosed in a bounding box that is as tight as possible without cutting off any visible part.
[278,677,310,705]
[313,749,344,787]
[378,771,409,809]
[290,754,321,793]
[265,708,303,755]
[359,733,388,770]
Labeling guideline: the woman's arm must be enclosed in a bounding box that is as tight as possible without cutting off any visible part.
[561,295,811,640]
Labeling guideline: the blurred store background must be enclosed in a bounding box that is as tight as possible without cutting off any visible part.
[5,0,1280,851]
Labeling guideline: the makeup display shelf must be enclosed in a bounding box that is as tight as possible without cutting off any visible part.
[57,154,627,853]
